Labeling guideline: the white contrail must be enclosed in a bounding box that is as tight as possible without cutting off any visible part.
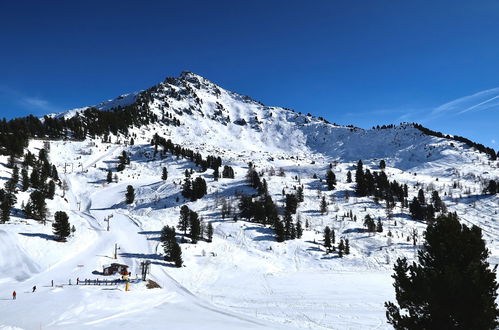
[432,86,499,116]
[457,94,499,114]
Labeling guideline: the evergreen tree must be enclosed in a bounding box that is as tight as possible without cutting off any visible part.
[24,190,47,221]
[0,189,15,223]
[296,186,304,202]
[364,214,376,232]
[274,218,285,242]
[213,166,219,181]
[52,211,70,241]
[238,195,253,220]
[181,178,192,199]
[326,169,336,190]
[355,160,366,196]
[385,213,499,329]
[324,226,332,253]
[106,170,113,183]
[46,180,55,199]
[21,168,29,191]
[431,190,444,212]
[191,177,207,201]
[178,205,190,235]
[376,218,383,232]
[345,239,350,255]
[189,210,201,243]
[320,196,328,214]
[338,239,345,258]
[346,171,352,183]
[417,188,426,205]
[409,197,424,220]
[486,180,497,195]
[162,167,168,181]
[160,225,177,261]
[125,185,135,204]
[51,165,59,181]
[285,194,299,214]
[171,242,183,267]
[206,222,213,242]
[283,211,292,240]
[379,159,386,169]
[4,165,19,193]
[222,165,235,178]
[30,169,41,189]
[296,219,303,239]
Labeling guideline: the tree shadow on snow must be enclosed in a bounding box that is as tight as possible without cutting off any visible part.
[19,232,56,240]
[119,252,176,268]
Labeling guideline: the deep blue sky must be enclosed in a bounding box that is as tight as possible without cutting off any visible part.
[1,1,498,148]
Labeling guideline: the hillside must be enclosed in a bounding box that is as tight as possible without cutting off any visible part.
[0,72,498,329]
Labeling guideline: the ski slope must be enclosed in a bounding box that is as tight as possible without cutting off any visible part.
[1,72,498,329]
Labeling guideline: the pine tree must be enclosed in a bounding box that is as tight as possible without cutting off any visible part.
[486,180,497,195]
[181,178,192,199]
[30,169,41,189]
[160,225,177,261]
[0,189,15,223]
[379,159,386,169]
[385,213,499,329]
[324,226,332,253]
[206,222,214,242]
[125,185,135,204]
[345,239,350,255]
[178,205,190,236]
[213,166,219,181]
[417,188,426,205]
[338,239,345,258]
[189,210,201,243]
[320,196,328,214]
[106,170,113,183]
[21,168,29,191]
[296,220,303,239]
[274,218,285,242]
[284,211,293,240]
[355,160,366,196]
[171,242,183,267]
[326,169,336,190]
[51,165,59,181]
[364,214,376,232]
[24,190,47,221]
[285,194,299,214]
[162,167,168,181]
[52,211,70,241]
[346,171,352,183]
[46,180,55,199]
[376,219,383,232]
[5,165,19,193]
[296,186,304,202]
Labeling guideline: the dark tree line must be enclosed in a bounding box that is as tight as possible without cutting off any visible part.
[355,160,408,206]
[181,177,207,201]
[413,123,498,160]
[151,133,223,171]
[409,189,446,222]
[177,205,212,244]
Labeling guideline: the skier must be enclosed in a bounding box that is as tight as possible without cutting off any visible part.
[12,291,16,300]
[32,285,36,292]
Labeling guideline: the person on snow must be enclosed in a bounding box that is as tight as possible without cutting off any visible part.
[32,285,36,293]
[12,291,16,300]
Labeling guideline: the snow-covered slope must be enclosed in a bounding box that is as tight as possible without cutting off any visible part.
[1,72,498,329]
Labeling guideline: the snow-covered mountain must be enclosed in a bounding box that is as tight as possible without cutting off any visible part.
[1,72,498,329]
